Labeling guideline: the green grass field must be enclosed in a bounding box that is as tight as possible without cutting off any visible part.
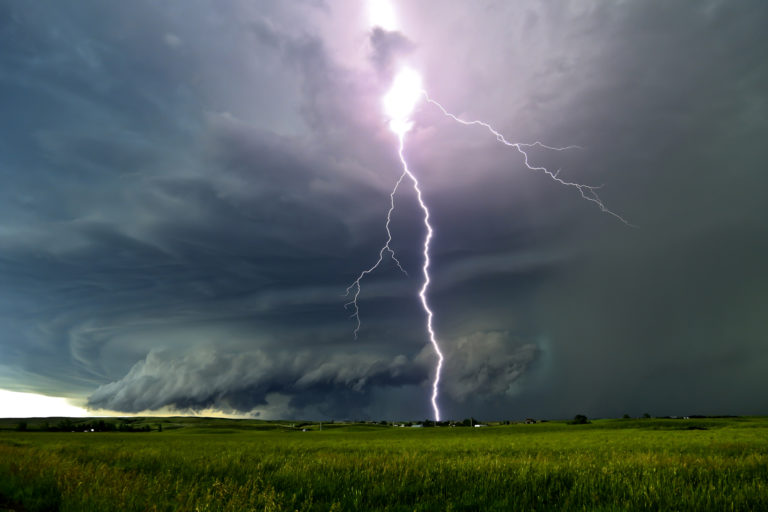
[1,416,767,511]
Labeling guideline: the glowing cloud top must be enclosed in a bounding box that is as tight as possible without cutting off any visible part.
[383,68,423,135]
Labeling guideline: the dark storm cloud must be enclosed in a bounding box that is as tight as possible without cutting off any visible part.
[1,0,767,420]
[0,0,450,420]
[437,331,537,403]
[519,0,768,418]
[0,2,392,387]
[368,27,415,78]
[87,348,425,416]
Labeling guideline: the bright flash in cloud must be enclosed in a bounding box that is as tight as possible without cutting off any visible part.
[383,68,422,135]
[367,0,398,31]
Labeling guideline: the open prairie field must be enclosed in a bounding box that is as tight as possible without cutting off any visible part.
[1,416,767,511]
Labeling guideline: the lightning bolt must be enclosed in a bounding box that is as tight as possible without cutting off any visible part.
[395,132,444,422]
[344,130,444,421]
[345,72,630,423]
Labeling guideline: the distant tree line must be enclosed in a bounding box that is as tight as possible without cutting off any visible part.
[393,418,484,427]
[16,419,161,432]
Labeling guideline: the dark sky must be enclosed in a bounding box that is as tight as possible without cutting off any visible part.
[1,0,767,420]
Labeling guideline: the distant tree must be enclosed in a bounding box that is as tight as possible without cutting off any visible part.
[571,414,589,425]
[460,418,472,427]
[15,421,27,432]
[158,423,163,432]
[622,414,631,419]
[56,418,74,431]
[642,413,651,419]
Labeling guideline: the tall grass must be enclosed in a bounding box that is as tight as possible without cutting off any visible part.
[1,418,767,511]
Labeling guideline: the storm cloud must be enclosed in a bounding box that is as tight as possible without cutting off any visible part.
[368,27,414,78]
[1,0,767,420]
[87,348,425,417]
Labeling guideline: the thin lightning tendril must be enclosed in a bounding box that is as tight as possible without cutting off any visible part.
[346,83,631,422]
[423,91,635,227]
[344,171,408,340]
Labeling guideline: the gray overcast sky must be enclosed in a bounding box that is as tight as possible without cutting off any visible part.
[1,0,766,420]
